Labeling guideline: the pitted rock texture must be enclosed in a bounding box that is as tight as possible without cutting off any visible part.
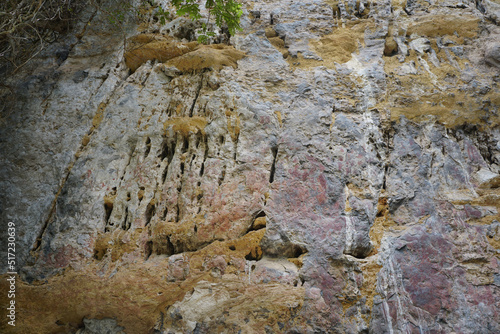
[1,0,499,333]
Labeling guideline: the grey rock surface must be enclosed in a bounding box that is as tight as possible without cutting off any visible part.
[0,0,499,333]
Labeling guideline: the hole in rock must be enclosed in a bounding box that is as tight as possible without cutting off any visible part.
[182,137,189,153]
[199,162,205,177]
[121,207,130,230]
[290,244,307,258]
[144,137,151,158]
[104,200,113,224]
[145,241,153,260]
[138,187,145,202]
[249,211,267,231]
[245,248,262,261]
[270,146,278,183]
[218,168,226,186]
[145,202,156,226]
[159,138,175,165]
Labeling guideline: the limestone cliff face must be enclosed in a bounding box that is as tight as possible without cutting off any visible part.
[1,0,500,333]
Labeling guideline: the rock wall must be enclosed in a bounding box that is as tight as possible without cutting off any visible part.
[1,0,499,333]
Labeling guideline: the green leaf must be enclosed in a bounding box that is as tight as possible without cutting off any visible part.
[197,34,209,44]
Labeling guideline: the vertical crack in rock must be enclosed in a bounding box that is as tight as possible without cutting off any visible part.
[121,207,130,230]
[189,74,204,117]
[475,0,486,14]
[233,131,239,161]
[344,185,355,256]
[32,171,73,252]
[145,200,156,227]
[161,164,169,184]
[382,164,389,191]
[162,206,168,220]
[145,241,153,260]
[146,175,159,229]
[182,136,189,154]
[159,136,176,171]
[200,134,208,177]
[144,137,151,158]
[103,188,116,228]
[120,142,137,181]
[218,165,227,186]
[140,71,152,88]
[166,99,174,117]
[176,160,185,222]
[190,154,196,169]
[269,145,278,183]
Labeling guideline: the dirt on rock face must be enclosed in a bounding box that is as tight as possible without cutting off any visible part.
[1,0,499,333]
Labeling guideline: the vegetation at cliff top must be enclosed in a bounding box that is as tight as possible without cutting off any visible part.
[170,0,243,43]
[0,0,242,73]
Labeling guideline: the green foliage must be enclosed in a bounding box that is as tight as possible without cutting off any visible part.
[170,0,242,43]
[99,0,243,44]
[156,6,170,25]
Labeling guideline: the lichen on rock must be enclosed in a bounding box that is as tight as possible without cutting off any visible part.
[1,0,499,333]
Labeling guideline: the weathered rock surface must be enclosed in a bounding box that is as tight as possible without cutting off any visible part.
[1,0,499,333]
